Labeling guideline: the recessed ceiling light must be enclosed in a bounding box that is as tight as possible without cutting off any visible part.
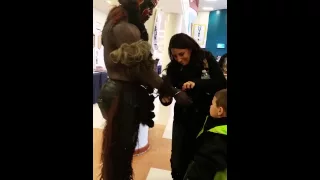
[203,7,214,11]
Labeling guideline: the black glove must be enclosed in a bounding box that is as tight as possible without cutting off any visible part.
[159,75,192,106]
[174,90,193,105]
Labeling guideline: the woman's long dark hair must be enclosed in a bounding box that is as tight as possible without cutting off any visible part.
[166,33,205,78]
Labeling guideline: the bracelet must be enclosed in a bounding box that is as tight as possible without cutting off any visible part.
[174,91,181,96]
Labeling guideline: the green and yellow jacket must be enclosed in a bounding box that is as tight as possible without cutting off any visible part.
[183,116,227,180]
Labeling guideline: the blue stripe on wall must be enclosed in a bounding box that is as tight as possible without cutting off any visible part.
[205,9,227,56]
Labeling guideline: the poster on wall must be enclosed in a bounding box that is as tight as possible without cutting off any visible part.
[93,34,95,47]
[191,24,207,48]
[98,34,102,49]
[95,22,102,31]
[152,9,159,52]
[93,48,96,71]
[151,9,165,59]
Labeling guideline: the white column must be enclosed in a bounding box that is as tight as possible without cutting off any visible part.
[161,13,183,73]
[134,12,157,153]
[134,12,184,153]
[135,124,149,150]
[175,14,183,34]
[145,9,157,44]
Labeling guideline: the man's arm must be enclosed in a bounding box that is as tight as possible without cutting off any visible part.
[111,22,166,89]
[111,22,191,104]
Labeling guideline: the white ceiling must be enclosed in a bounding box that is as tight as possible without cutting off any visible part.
[198,0,227,12]
[93,0,117,14]
[93,0,227,15]
[158,0,183,14]
[93,0,183,14]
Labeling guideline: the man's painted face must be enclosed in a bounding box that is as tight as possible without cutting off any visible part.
[138,0,158,23]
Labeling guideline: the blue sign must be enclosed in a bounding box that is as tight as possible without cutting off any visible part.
[217,43,225,49]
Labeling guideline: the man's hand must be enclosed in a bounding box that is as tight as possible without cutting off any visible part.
[161,96,172,104]
[182,81,196,91]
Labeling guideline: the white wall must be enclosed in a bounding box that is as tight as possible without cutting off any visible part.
[93,7,157,69]
[93,8,108,33]
[193,12,210,29]
[145,9,157,44]
[160,13,183,71]
[93,8,108,69]
[187,7,197,35]
[192,12,210,48]
[181,0,191,35]
[93,7,156,45]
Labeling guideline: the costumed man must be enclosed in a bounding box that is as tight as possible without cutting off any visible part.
[98,0,192,179]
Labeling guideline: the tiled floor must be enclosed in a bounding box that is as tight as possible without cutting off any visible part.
[93,98,175,180]
[93,103,105,129]
[146,168,172,180]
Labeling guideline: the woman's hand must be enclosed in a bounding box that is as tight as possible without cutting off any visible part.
[161,96,172,104]
[182,81,196,91]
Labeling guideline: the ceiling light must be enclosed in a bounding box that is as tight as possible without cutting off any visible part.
[203,7,214,11]
[205,0,217,2]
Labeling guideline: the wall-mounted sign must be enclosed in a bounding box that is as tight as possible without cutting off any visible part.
[217,43,226,49]
[93,34,95,47]
[95,22,102,31]
[98,35,102,49]
[191,24,207,48]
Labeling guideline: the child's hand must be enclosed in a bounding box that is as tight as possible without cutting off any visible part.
[182,81,195,91]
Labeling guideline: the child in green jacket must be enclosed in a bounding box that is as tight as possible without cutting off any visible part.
[184,89,227,180]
